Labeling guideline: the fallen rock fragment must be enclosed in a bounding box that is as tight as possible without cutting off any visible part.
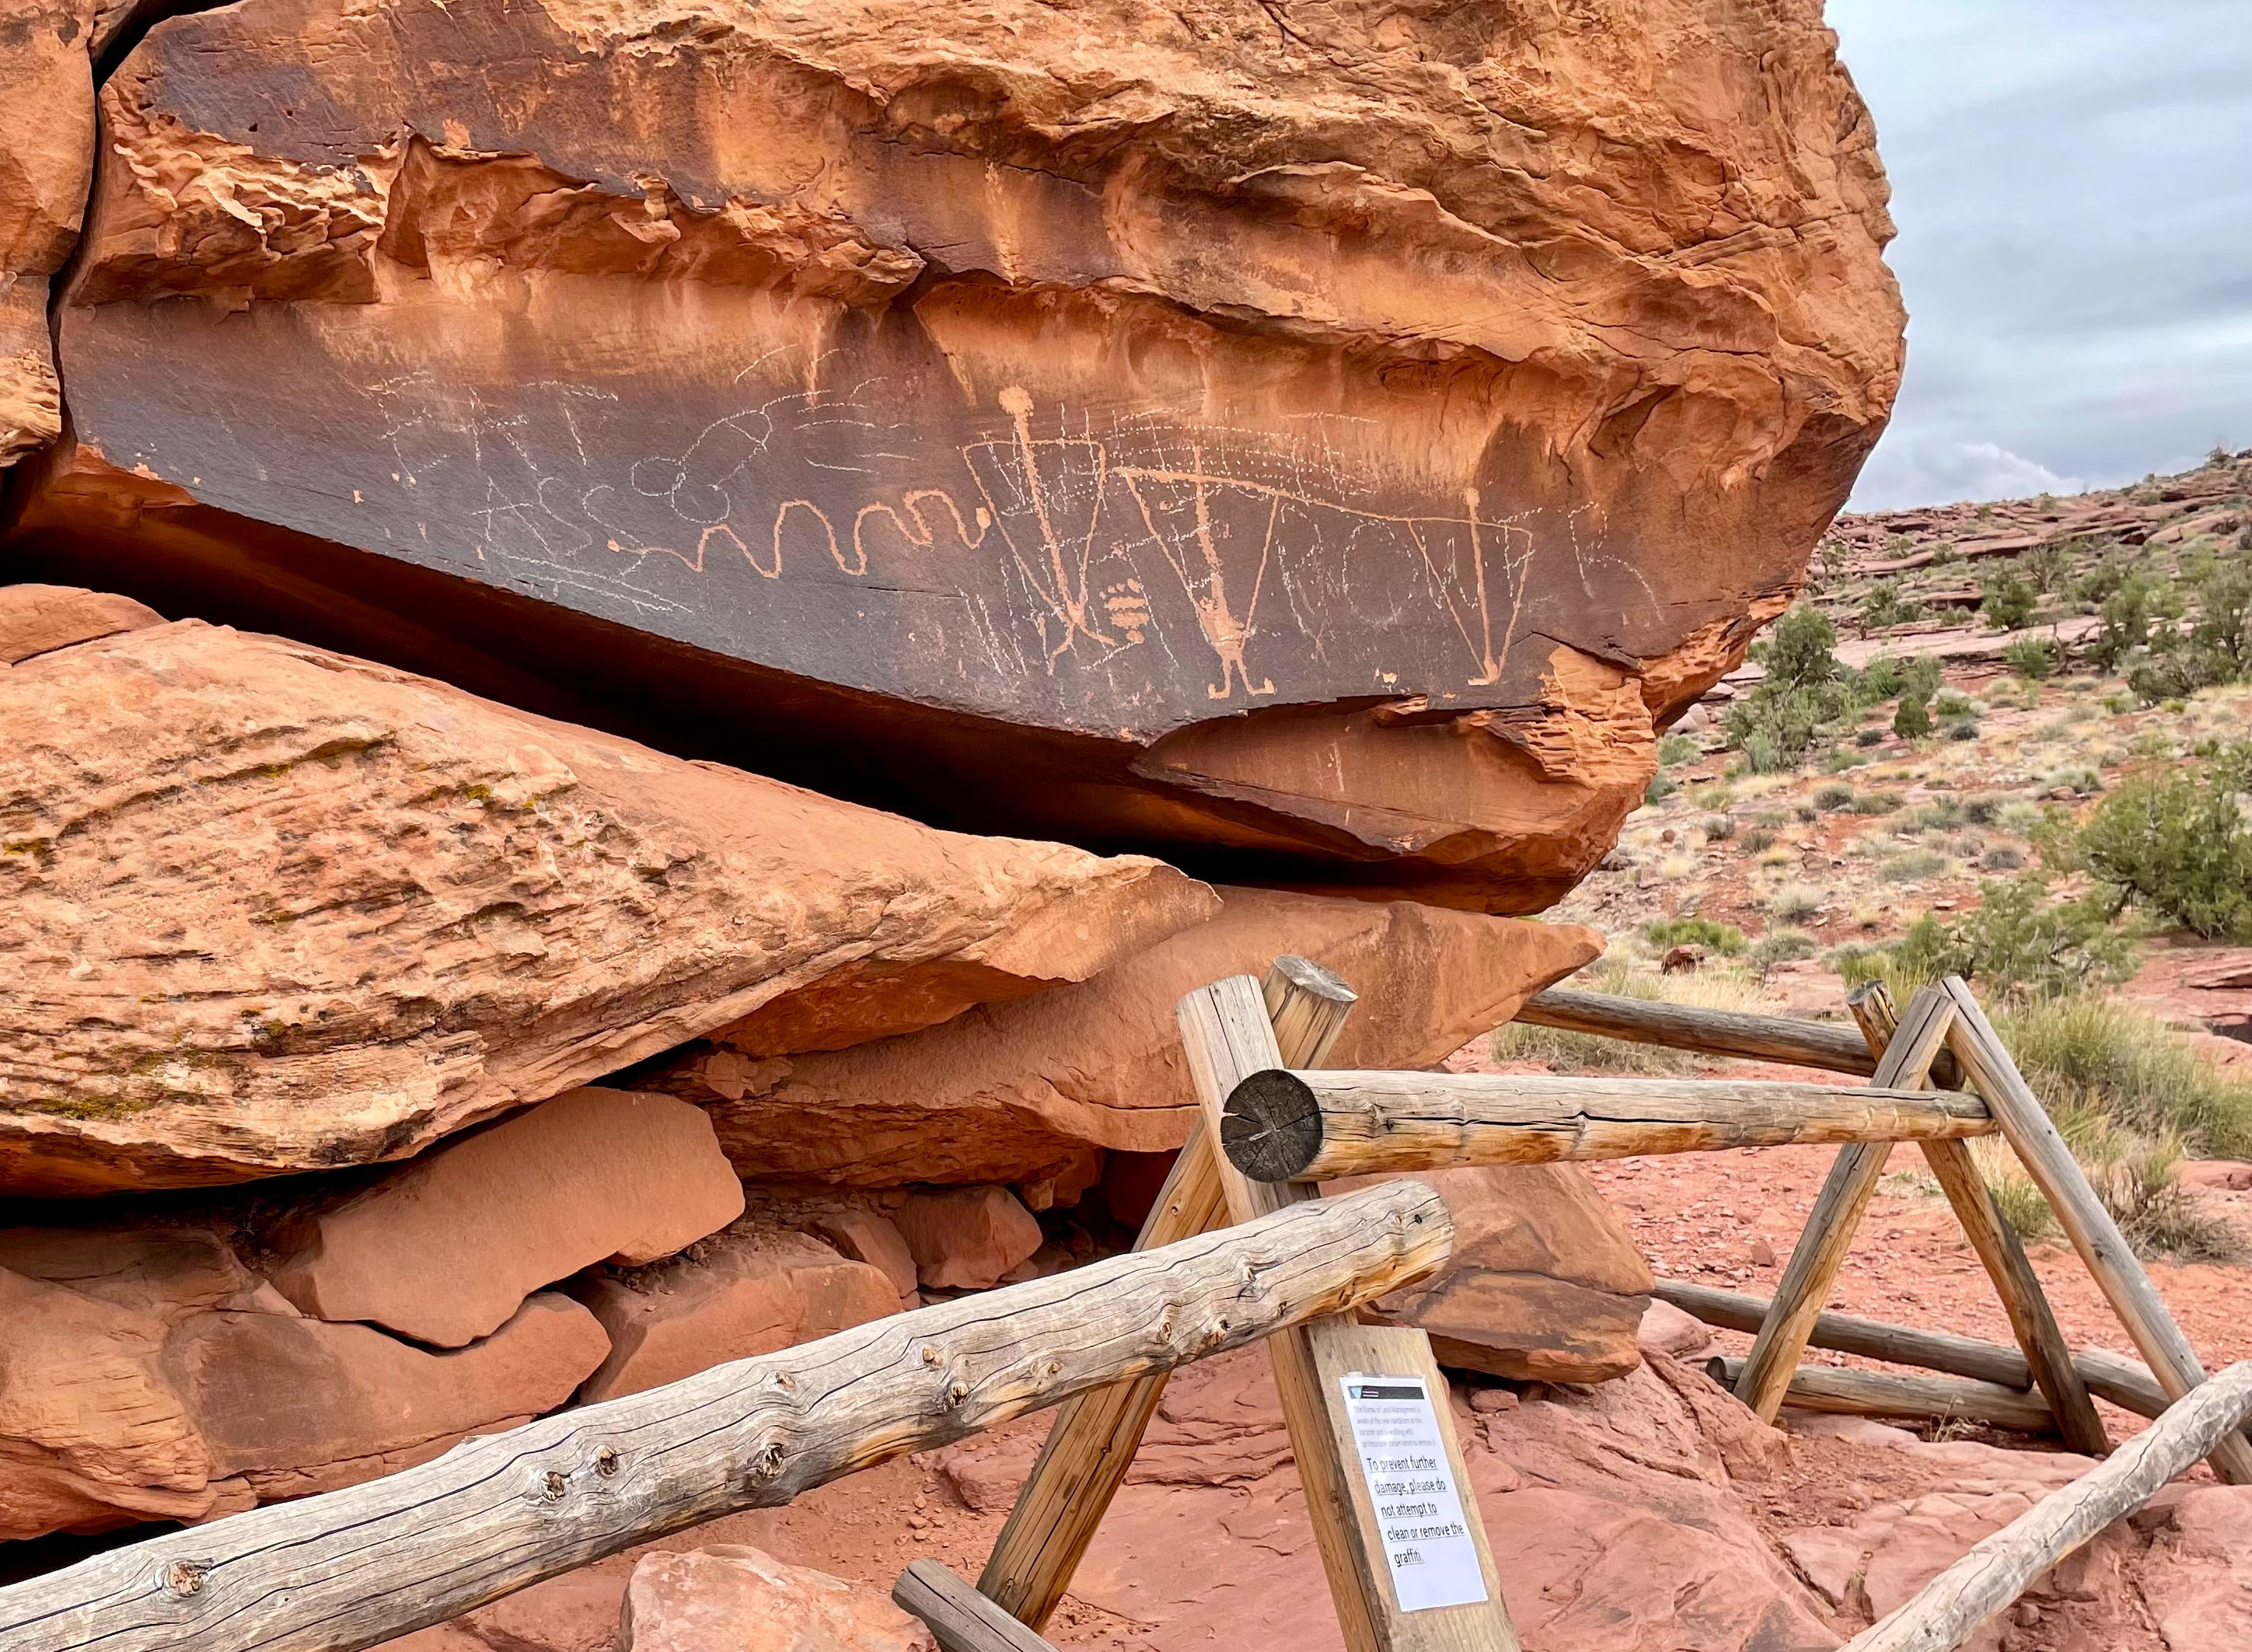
[572,1229,899,1402]
[163,1293,610,1500]
[892,1187,1043,1291]
[1342,1163,1655,1383]
[620,1545,934,1652]
[658,886,1598,1186]
[271,1087,744,1348]
[808,1211,920,1301]
[0,584,161,663]
[0,611,1213,1196]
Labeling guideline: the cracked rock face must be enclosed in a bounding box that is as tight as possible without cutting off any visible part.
[5,0,1903,912]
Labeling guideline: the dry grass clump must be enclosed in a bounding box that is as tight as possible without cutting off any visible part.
[1971,1124,2246,1265]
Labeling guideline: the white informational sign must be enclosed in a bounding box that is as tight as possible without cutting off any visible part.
[1337,1371,1489,1612]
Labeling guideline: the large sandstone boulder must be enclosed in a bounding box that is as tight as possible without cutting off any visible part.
[1340,1164,1657,1384]
[572,1230,899,1403]
[271,1087,747,1348]
[5,0,1902,912]
[0,602,1213,1196]
[651,885,1599,1185]
[162,1294,611,1500]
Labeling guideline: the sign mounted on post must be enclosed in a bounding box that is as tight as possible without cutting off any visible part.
[1338,1372,1489,1613]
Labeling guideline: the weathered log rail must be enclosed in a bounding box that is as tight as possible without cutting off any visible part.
[1516,986,1965,1087]
[0,1180,1450,1652]
[1656,1279,2171,1420]
[1219,1067,1994,1182]
[1842,1360,2252,1652]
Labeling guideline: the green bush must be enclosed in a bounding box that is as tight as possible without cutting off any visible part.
[1723,606,1856,768]
[1982,845,2026,870]
[1982,571,2037,630]
[2072,746,2252,940]
[1935,690,1974,718]
[2002,636,2055,680]
[1879,849,1948,882]
[1812,781,1856,811]
[1856,725,1886,747]
[1644,771,1679,806]
[1893,697,1933,740]
[1643,917,1747,956]
[1849,790,1903,816]
[1833,875,2139,1004]
[1860,582,1917,634]
[1901,655,1943,706]
[2128,561,2252,703]
[1657,732,1700,767]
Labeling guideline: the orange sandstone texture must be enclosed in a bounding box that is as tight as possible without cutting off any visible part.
[0,601,1215,1196]
[5,0,1905,912]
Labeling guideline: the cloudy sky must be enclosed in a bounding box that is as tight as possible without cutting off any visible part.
[1827,0,2251,510]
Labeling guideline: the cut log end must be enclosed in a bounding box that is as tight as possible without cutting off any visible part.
[1220,1068,1325,1183]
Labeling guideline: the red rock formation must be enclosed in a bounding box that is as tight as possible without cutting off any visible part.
[3,0,1905,912]
[270,1088,748,1348]
[571,1230,899,1404]
[1341,1165,1657,1385]
[162,1293,612,1500]
[652,885,1599,1186]
[891,1188,1045,1291]
[0,602,1214,1196]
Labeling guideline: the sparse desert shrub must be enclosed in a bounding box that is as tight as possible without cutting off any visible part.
[1643,917,1747,956]
[1833,875,2139,1004]
[1982,844,2027,871]
[1644,771,1679,806]
[1768,883,1823,923]
[1860,581,1918,634]
[1936,690,1975,718]
[1979,1122,2243,1263]
[2071,745,2252,941]
[1849,790,1903,816]
[1724,606,1859,768]
[1856,725,1887,747]
[1964,795,2004,826]
[1749,930,1820,972]
[1701,812,1737,841]
[1812,781,1856,811]
[1906,798,1965,833]
[1879,849,1948,882]
[1946,718,1981,741]
[1658,732,1700,767]
[1740,827,1777,854]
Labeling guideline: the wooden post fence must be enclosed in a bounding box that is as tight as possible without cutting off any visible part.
[0,1181,1449,1652]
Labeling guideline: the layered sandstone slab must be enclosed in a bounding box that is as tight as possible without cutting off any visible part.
[162,1293,612,1500]
[653,885,1599,1186]
[0,604,1213,1196]
[9,0,1902,911]
[271,1088,747,1348]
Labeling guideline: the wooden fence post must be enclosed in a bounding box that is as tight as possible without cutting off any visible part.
[1733,985,1958,1420]
[976,957,1356,1627]
[1848,983,2108,1455]
[1939,976,2252,1485]
[1181,974,1520,1652]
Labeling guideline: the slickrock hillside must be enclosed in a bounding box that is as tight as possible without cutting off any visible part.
[2,0,1903,910]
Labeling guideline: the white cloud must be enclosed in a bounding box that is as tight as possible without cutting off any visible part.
[1848,440,2087,513]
